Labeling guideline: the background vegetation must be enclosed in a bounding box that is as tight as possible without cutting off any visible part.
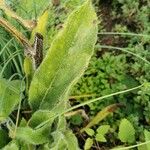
[0,0,150,149]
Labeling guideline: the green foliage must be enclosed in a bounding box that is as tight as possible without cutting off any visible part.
[144,130,150,150]
[97,125,110,135]
[48,130,79,150]
[85,128,95,136]
[95,125,110,142]
[0,36,24,79]
[72,52,129,114]
[71,0,150,147]
[84,138,93,150]
[16,0,50,19]
[70,114,83,125]
[81,104,122,131]
[29,0,98,111]
[0,78,25,121]
[118,118,135,143]
[0,0,150,149]
[0,128,10,148]
[63,0,85,9]
[2,141,19,150]
[28,110,55,128]
[84,125,110,149]
[10,125,50,145]
[0,0,98,149]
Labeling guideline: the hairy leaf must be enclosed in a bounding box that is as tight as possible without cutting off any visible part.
[37,130,79,150]
[64,130,79,150]
[28,110,55,128]
[10,125,50,145]
[29,0,98,111]
[0,79,25,121]
[48,130,79,150]
[50,131,66,150]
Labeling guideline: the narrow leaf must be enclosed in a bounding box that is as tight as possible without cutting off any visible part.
[0,0,36,29]
[0,18,31,48]
[30,10,49,42]
[81,103,124,132]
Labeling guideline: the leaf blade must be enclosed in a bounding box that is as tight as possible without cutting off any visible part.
[0,79,24,121]
[29,1,98,111]
[118,118,135,144]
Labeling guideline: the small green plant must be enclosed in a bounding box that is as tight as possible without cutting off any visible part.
[84,125,110,149]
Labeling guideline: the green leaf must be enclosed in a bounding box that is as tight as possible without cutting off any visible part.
[49,130,79,150]
[95,134,106,142]
[56,116,67,131]
[64,0,85,9]
[16,0,50,19]
[96,125,110,136]
[19,118,27,127]
[10,125,50,145]
[118,118,135,144]
[84,138,93,150]
[138,143,148,150]
[2,141,19,150]
[28,110,55,128]
[85,128,95,136]
[49,131,66,150]
[63,130,79,150]
[0,79,25,121]
[70,114,83,125]
[121,75,139,89]
[144,130,150,150]
[0,128,10,148]
[95,125,110,142]
[29,0,98,111]
[111,146,129,150]
[30,9,49,43]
